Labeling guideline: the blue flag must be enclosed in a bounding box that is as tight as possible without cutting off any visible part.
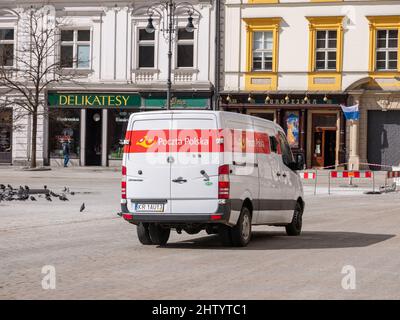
[340,104,360,121]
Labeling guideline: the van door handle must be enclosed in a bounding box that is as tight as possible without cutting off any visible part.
[233,161,246,167]
[172,177,187,184]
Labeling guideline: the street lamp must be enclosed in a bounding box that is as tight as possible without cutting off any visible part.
[144,1,196,110]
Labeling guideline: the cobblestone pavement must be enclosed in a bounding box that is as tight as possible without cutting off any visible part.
[0,167,399,299]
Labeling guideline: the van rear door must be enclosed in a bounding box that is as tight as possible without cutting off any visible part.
[125,113,172,213]
[170,113,220,214]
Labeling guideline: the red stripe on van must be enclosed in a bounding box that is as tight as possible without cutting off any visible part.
[124,129,271,154]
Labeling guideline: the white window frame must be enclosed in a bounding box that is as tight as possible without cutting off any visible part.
[0,27,15,68]
[315,30,337,71]
[60,28,92,70]
[375,29,398,71]
[137,28,156,69]
[175,26,195,69]
[252,31,273,72]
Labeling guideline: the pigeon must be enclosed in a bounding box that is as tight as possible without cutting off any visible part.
[50,191,59,197]
[80,203,85,212]
[0,184,5,189]
[44,185,47,190]
[7,184,13,190]
[63,187,67,192]
[45,195,52,202]
[30,196,37,201]
[24,185,29,191]
[70,192,75,196]
[59,195,68,201]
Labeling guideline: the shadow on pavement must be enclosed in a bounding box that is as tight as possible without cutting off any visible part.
[164,231,396,250]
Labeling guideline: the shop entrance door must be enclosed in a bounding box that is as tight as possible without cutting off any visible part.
[85,109,102,166]
[312,128,336,168]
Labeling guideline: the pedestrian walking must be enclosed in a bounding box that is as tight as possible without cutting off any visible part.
[62,140,71,167]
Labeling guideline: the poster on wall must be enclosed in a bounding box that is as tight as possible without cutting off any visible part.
[285,111,299,148]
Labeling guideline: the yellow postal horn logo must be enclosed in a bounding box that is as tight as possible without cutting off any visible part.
[136,136,157,149]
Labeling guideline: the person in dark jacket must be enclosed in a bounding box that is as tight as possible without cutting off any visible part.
[62,140,71,167]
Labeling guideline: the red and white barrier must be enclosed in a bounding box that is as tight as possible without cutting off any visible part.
[299,172,316,180]
[387,171,400,179]
[330,171,372,179]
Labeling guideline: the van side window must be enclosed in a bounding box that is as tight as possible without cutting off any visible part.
[278,132,294,167]
[269,136,278,153]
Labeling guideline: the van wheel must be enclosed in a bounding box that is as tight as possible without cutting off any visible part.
[137,223,153,245]
[230,206,252,247]
[148,224,170,246]
[285,203,303,236]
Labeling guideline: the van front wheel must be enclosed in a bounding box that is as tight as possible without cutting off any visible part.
[230,206,252,247]
[148,224,170,246]
[137,223,153,245]
[285,203,303,236]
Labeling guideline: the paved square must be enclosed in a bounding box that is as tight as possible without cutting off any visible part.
[0,167,399,299]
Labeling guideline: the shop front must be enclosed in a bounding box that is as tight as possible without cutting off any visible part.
[221,93,347,169]
[47,91,212,166]
[47,92,142,166]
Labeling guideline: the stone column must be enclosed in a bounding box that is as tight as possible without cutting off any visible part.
[348,94,361,170]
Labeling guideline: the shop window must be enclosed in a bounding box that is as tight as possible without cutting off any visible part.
[60,29,91,69]
[315,30,337,71]
[138,29,155,68]
[49,109,81,159]
[376,29,398,71]
[252,31,273,71]
[0,28,14,67]
[177,28,194,68]
[269,136,278,153]
[108,110,133,160]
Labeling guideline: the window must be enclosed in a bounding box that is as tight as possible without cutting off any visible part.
[278,132,294,167]
[315,30,337,71]
[0,28,14,67]
[269,136,278,153]
[252,31,273,71]
[138,29,155,68]
[177,28,194,68]
[376,30,398,71]
[60,29,91,69]
[108,110,134,160]
[49,109,81,159]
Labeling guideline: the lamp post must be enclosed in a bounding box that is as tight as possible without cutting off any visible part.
[144,1,195,110]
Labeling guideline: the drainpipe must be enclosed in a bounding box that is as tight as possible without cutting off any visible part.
[214,0,221,110]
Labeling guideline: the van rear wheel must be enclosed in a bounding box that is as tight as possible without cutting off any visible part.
[230,206,252,247]
[148,224,170,246]
[137,223,153,245]
[285,203,303,236]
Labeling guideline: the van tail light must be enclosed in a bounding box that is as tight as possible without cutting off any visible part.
[218,165,230,199]
[121,165,127,200]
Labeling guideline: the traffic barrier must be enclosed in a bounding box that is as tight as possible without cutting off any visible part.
[299,171,318,195]
[328,170,375,194]
[387,171,400,179]
[299,172,316,180]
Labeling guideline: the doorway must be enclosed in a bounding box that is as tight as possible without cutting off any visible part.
[0,109,12,164]
[312,128,337,168]
[85,109,102,166]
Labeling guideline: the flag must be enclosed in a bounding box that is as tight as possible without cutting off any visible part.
[340,104,360,121]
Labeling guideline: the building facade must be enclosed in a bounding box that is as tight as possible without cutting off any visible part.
[221,0,400,169]
[0,0,216,167]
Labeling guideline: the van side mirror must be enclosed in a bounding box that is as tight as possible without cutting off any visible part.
[288,153,305,171]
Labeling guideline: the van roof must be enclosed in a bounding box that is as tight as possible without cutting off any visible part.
[131,110,284,132]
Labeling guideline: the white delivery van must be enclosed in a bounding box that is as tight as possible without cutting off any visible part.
[121,110,305,247]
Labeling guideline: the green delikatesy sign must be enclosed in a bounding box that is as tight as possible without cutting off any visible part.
[48,93,141,108]
[144,97,210,109]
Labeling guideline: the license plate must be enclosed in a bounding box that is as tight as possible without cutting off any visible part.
[135,203,165,213]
